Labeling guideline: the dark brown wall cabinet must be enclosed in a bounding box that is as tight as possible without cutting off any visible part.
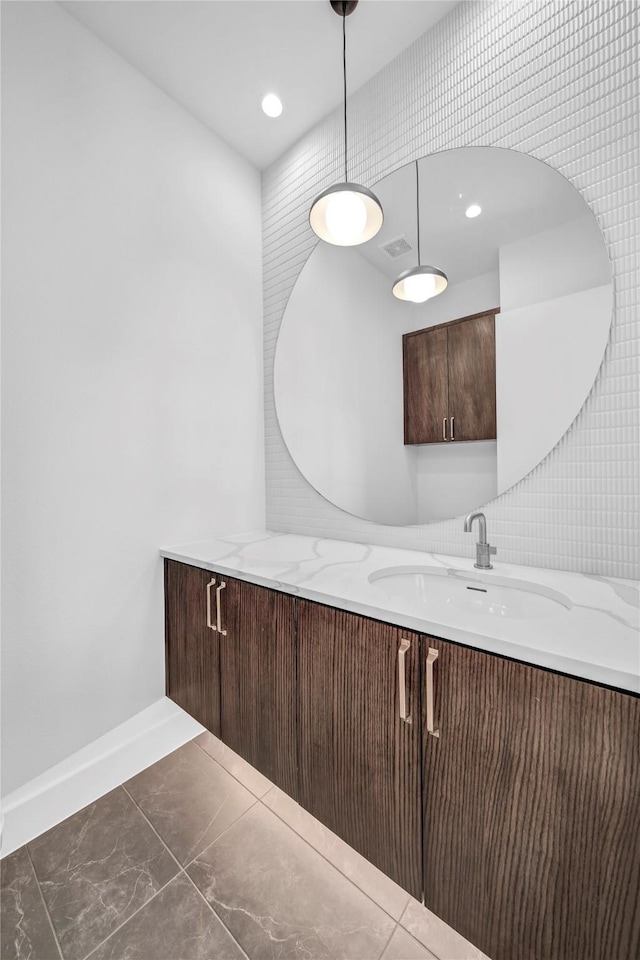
[297,600,422,899]
[422,637,640,960]
[403,309,497,444]
[165,561,640,960]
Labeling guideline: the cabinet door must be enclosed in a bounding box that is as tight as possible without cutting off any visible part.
[219,575,297,798]
[422,637,640,960]
[298,600,422,898]
[447,313,496,441]
[164,559,220,735]
[403,326,449,444]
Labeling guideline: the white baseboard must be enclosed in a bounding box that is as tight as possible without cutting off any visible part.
[0,697,204,858]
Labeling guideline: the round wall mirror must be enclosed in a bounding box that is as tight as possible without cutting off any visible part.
[274,147,612,525]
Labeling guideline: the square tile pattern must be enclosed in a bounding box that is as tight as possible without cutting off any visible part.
[1,734,490,960]
[262,0,639,580]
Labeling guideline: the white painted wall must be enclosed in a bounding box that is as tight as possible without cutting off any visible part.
[416,442,498,523]
[496,285,612,494]
[496,216,612,493]
[1,3,265,796]
[499,215,612,311]
[275,243,416,525]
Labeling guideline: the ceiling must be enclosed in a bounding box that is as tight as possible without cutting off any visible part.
[359,147,590,285]
[60,0,458,171]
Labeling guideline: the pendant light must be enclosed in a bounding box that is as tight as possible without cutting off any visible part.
[309,1,383,246]
[392,161,448,303]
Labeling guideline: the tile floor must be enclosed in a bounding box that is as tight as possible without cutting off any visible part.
[1,733,490,960]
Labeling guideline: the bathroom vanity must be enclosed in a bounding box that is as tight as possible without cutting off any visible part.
[161,531,639,960]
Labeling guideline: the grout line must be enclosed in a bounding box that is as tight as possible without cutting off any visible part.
[192,733,272,801]
[24,845,64,960]
[257,789,410,927]
[181,864,251,960]
[120,784,184,874]
[191,735,413,927]
[123,767,261,874]
[180,796,261,871]
[81,871,180,960]
[378,920,399,960]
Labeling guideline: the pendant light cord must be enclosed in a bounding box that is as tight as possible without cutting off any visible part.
[416,160,421,266]
[342,5,348,182]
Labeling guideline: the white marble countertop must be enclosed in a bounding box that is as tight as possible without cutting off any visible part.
[160,531,640,695]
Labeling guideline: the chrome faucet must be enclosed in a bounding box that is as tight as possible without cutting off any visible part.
[464,511,497,569]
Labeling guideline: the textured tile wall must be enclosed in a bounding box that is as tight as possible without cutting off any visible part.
[262,0,639,579]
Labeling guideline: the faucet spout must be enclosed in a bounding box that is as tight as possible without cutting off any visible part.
[464,511,487,543]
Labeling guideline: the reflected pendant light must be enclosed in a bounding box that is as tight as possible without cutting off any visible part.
[309,1,383,246]
[392,161,448,303]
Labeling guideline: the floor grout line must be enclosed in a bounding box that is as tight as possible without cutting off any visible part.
[193,734,414,928]
[122,776,260,877]
[24,844,64,960]
[257,789,410,927]
[192,733,272,801]
[122,782,253,960]
[81,871,180,960]
[181,795,261,871]
[181,863,252,960]
[120,784,184,874]
[377,920,399,960]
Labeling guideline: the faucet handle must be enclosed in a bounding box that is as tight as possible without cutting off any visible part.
[489,545,497,555]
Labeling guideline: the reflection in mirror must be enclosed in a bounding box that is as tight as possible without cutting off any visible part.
[275,148,612,525]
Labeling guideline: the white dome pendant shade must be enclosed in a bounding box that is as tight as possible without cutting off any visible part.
[392,265,448,302]
[309,1,383,247]
[310,182,384,246]
[393,160,448,304]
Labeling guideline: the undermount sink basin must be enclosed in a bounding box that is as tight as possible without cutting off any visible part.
[368,566,572,620]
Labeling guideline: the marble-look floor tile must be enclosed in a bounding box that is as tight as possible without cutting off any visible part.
[381,925,438,960]
[188,802,396,959]
[262,785,410,921]
[400,897,491,960]
[195,731,273,798]
[124,740,256,866]
[28,787,178,960]
[0,846,61,960]
[88,873,246,960]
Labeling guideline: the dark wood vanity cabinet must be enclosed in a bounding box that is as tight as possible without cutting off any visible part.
[421,636,640,960]
[218,575,298,799]
[165,561,639,959]
[164,559,221,735]
[164,562,297,796]
[403,309,497,444]
[297,599,423,900]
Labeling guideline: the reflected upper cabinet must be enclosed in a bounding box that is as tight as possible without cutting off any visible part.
[403,309,497,445]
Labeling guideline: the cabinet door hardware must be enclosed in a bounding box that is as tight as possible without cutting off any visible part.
[206,578,217,631]
[398,639,412,724]
[216,581,227,635]
[442,418,448,441]
[426,647,440,738]
[450,416,455,441]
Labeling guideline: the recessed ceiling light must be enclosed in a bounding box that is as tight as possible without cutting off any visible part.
[465,204,482,218]
[261,93,283,118]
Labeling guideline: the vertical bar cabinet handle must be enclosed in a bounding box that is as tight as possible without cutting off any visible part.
[442,418,448,441]
[215,581,227,636]
[426,647,440,738]
[206,578,217,631]
[450,417,455,441]
[398,639,412,724]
